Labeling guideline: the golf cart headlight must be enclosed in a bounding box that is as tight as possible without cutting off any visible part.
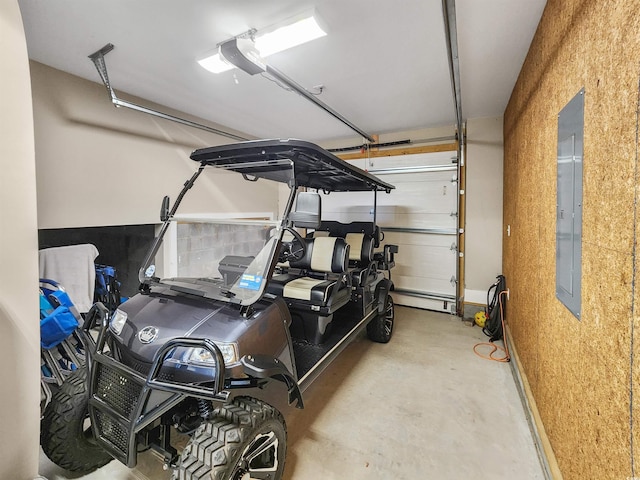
[186,343,237,366]
[109,309,128,335]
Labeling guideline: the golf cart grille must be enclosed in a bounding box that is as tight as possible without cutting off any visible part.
[94,409,129,453]
[95,362,142,418]
[89,358,147,465]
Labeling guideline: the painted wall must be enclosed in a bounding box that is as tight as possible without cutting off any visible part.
[30,61,277,229]
[465,116,504,303]
[0,0,41,478]
[503,1,640,478]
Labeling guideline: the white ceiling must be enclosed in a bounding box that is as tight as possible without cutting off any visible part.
[17,0,546,143]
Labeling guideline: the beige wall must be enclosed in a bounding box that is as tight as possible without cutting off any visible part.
[30,62,277,229]
[464,116,504,302]
[0,0,41,478]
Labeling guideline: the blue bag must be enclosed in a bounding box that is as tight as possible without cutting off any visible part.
[40,305,79,349]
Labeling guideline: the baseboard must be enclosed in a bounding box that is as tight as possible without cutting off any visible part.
[506,326,563,480]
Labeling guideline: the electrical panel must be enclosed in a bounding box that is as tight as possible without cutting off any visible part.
[556,88,584,319]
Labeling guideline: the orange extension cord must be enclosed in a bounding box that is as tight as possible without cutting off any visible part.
[473,290,511,362]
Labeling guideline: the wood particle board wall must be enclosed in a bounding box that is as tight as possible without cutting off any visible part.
[503,0,640,479]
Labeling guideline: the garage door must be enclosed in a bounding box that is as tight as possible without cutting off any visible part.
[321,150,459,313]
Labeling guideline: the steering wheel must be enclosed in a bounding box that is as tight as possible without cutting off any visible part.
[279,227,307,262]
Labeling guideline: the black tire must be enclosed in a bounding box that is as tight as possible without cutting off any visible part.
[367,294,394,343]
[175,396,286,480]
[41,367,112,473]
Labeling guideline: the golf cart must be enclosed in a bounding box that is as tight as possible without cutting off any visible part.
[41,139,398,479]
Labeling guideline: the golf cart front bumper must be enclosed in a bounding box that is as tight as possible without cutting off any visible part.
[80,303,226,467]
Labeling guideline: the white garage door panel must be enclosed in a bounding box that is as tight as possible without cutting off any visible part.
[381,231,456,247]
[376,174,457,211]
[391,293,455,313]
[349,151,457,170]
[322,207,454,230]
[384,235,456,293]
[393,269,452,293]
[374,209,455,230]
[331,150,459,313]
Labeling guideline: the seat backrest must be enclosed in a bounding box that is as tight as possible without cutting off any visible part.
[313,221,381,247]
[290,237,349,274]
[290,192,321,229]
[345,233,374,265]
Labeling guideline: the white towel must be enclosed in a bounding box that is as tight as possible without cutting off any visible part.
[39,244,99,313]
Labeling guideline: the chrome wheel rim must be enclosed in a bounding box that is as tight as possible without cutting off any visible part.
[233,431,279,480]
[384,298,394,337]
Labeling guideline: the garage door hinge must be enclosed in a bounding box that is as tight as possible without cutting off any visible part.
[450,211,458,217]
[450,242,457,251]
[450,276,457,286]
[451,175,458,183]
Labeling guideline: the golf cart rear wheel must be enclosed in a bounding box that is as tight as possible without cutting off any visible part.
[40,367,112,473]
[176,396,286,480]
[367,294,394,343]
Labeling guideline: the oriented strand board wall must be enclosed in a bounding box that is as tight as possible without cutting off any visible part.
[503,1,640,479]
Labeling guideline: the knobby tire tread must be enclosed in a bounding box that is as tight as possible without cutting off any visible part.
[175,397,286,480]
[40,367,112,473]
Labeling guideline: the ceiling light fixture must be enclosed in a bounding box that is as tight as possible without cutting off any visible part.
[198,15,327,74]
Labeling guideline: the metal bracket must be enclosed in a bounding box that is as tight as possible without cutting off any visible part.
[88,43,248,142]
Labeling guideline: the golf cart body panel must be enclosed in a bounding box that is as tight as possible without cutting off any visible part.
[113,287,295,380]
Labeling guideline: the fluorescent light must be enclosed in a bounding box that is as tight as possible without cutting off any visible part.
[198,53,234,74]
[198,15,327,74]
[255,16,326,57]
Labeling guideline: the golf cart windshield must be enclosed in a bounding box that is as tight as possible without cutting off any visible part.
[139,139,395,307]
[139,167,293,307]
[141,217,284,306]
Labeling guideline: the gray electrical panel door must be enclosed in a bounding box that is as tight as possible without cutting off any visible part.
[556,88,584,319]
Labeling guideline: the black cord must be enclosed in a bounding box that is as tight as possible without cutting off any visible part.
[260,73,293,92]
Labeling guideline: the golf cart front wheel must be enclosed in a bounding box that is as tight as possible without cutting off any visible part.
[175,396,287,480]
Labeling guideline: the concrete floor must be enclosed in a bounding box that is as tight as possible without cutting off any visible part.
[39,306,546,480]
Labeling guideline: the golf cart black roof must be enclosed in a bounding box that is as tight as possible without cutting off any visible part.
[190,139,395,193]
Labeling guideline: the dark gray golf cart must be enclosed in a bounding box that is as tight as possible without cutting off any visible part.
[41,139,398,479]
